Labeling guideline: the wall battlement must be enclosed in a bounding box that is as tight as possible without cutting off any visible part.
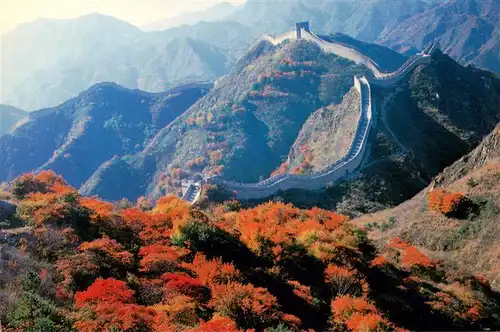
[296,22,310,39]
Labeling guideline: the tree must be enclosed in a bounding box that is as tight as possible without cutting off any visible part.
[74,278,157,332]
[209,282,281,329]
[162,273,210,302]
[8,271,69,331]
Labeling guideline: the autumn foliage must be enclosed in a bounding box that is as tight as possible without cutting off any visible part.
[2,172,497,332]
[427,189,470,217]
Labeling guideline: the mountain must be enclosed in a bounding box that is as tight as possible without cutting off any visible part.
[5,1,500,111]
[0,82,211,188]
[141,3,241,31]
[378,0,500,73]
[252,51,500,216]
[354,124,500,290]
[231,0,500,74]
[80,38,376,201]
[230,0,435,40]
[1,14,254,110]
[0,105,27,134]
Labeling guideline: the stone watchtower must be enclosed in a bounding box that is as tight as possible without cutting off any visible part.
[296,21,310,40]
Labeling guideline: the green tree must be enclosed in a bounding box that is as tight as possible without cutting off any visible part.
[8,272,70,331]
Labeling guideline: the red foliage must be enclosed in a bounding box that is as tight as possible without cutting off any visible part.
[287,280,315,305]
[270,162,289,177]
[139,244,181,274]
[330,295,396,331]
[80,197,114,221]
[79,236,134,267]
[186,316,240,332]
[370,255,389,267]
[401,246,434,268]
[75,278,134,307]
[386,238,436,269]
[182,253,241,286]
[12,170,73,198]
[162,273,209,302]
[325,264,364,296]
[428,189,467,216]
[74,278,159,332]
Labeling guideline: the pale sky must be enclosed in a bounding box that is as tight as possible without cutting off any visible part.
[0,0,246,33]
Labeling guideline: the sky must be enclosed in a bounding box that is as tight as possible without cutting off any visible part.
[0,0,246,33]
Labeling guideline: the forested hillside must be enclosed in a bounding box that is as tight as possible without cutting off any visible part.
[1,171,499,331]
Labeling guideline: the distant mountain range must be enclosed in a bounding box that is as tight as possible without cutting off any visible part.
[0,83,210,188]
[1,14,254,110]
[141,3,241,31]
[2,0,499,111]
[377,0,500,72]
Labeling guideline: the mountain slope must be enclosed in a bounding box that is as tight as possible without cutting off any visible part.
[285,87,360,174]
[0,105,27,134]
[0,83,210,187]
[272,51,500,215]
[354,124,500,290]
[378,0,500,72]
[1,15,253,110]
[81,38,373,201]
[141,3,240,31]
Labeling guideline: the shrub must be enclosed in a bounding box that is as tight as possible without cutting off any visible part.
[209,282,281,329]
[428,189,472,218]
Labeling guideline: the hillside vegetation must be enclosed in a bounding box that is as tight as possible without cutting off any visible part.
[285,87,360,174]
[274,51,500,215]
[0,83,210,188]
[82,39,372,201]
[354,124,500,291]
[1,171,500,331]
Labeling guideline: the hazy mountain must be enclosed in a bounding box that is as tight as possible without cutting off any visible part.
[1,14,254,110]
[378,0,500,73]
[141,2,241,31]
[231,0,500,73]
[0,82,211,188]
[0,105,27,135]
[230,0,434,39]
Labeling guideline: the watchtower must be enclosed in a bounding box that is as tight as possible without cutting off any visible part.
[296,22,310,40]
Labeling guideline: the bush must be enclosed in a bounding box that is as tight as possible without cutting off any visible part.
[428,189,473,218]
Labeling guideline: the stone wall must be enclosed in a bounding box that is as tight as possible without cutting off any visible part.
[209,77,373,200]
[184,28,435,203]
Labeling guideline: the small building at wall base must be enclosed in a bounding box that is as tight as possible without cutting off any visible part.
[296,22,310,39]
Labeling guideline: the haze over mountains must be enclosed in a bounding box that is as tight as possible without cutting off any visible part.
[2,0,500,111]
[1,14,254,110]
[141,2,241,31]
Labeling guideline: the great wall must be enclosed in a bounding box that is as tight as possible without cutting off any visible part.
[182,23,436,204]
